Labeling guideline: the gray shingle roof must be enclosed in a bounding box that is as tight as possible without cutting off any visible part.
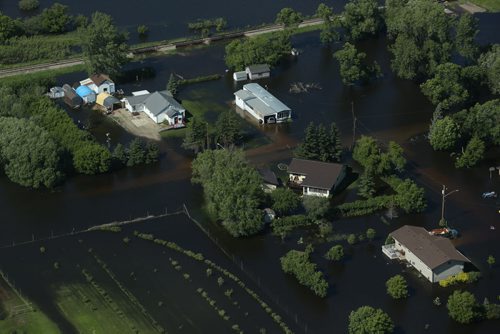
[258,168,279,186]
[126,90,184,117]
[288,158,344,190]
[246,64,270,74]
[390,225,471,270]
[237,83,290,117]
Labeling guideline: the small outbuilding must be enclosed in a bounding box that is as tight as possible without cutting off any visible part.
[96,92,121,112]
[245,64,270,80]
[48,86,64,99]
[233,71,247,82]
[62,84,83,109]
[80,74,115,94]
[75,85,96,104]
[258,168,279,192]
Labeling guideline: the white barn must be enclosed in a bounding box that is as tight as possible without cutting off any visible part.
[383,225,471,283]
[234,83,291,124]
[123,90,185,125]
[80,74,115,94]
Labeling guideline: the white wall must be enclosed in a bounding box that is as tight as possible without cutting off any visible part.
[304,187,330,197]
[394,241,434,282]
[433,261,465,282]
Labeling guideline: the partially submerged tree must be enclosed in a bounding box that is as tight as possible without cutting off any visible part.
[447,290,481,324]
[386,274,409,299]
[478,44,500,95]
[270,188,301,216]
[348,306,394,334]
[455,136,485,169]
[342,0,383,41]
[316,3,340,44]
[334,42,381,85]
[275,7,303,27]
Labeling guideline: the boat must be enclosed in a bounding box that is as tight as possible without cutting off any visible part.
[429,227,458,239]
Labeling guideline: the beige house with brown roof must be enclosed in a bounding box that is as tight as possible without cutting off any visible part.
[287,158,346,197]
[383,225,471,283]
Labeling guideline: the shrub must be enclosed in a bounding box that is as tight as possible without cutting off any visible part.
[366,228,376,241]
[324,245,344,261]
[137,25,149,36]
[347,234,357,245]
[439,272,481,287]
[348,306,394,334]
[447,290,481,324]
[18,0,39,11]
[386,275,408,299]
[39,246,46,253]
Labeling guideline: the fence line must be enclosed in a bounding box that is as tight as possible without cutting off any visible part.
[182,204,311,334]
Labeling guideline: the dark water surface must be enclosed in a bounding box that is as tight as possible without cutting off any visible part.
[0,22,499,334]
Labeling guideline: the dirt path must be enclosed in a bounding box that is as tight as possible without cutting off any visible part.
[459,2,487,13]
[109,108,161,141]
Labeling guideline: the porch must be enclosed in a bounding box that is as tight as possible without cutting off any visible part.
[382,244,405,260]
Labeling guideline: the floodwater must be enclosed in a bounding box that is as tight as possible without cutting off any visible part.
[0,11,499,334]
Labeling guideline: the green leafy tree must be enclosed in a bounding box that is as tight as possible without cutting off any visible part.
[79,12,129,76]
[225,32,291,70]
[483,299,500,320]
[453,99,500,146]
[386,274,409,299]
[275,7,303,27]
[316,3,340,44]
[127,138,145,166]
[144,142,160,164]
[455,13,479,61]
[429,115,460,151]
[280,246,328,297]
[357,172,376,198]
[73,143,111,174]
[112,143,128,166]
[303,196,330,220]
[215,110,242,148]
[0,117,62,188]
[387,177,427,213]
[420,63,469,110]
[182,117,208,153]
[447,290,481,324]
[342,0,383,41]
[324,244,344,261]
[487,255,495,268]
[0,11,17,42]
[270,188,301,216]
[348,306,394,334]
[478,44,500,94]
[455,136,485,168]
[167,73,180,97]
[192,149,264,237]
[40,3,71,33]
[329,123,343,162]
[18,0,39,11]
[366,228,376,241]
[385,0,453,80]
[353,136,405,176]
[73,14,89,29]
[334,42,381,85]
[347,234,357,245]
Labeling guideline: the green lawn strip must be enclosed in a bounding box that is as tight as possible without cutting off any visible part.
[459,0,500,12]
[0,276,60,334]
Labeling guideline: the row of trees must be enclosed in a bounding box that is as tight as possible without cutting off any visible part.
[447,290,500,324]
[191,149,264,237]
[294,122,342,162]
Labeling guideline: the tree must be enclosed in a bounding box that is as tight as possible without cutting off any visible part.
[348,306,394,334]
[192,149,264,237]
[453,99,500,145]
[182,117,208,153]
[357,172,376,198]
[270,188,301,216]
[316,3,339,44]
[18,0,39,11]
[455,13,479,61]
[73,143,111,175]
[325,244,344,261]
[112,143,128,166]
[167,73,180,97]
[447,290,481,324]
[275,8,303,27]
[144,141,160,164]
[215,110,242,148]
[385,0,453,80]
[347,234,357,245]
[328,123,343,162]
[0,117,62,188]
[386,274,408,299]
[137,24,149,36]
[295,122,343,162]
[295,122,319,160]
[225,32,291,70]
[353,136,405,176]
[334,43,380,85]
[455,136,485,168]
[79,12,129,76]
[303,196,330,220]
[366,228,376,241]
[487,255,495,268]
[478,44,500,94]
[429,116,460,151]
[387,141,406,172]
[0,12,17,42]
[342,0,383,41]
[390,177,427,213]
[483,299,500,320]
[420,63,469,110]
[127,138,145,166]
[40,3,71,33]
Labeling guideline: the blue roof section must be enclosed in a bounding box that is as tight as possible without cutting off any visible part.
[76,85,94,97]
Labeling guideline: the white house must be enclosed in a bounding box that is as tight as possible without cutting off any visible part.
[382,225,471,283]
[123,90,185,125]
[234,83,291,124]
[245,64,270,80]
[287,158,346,197]
[80,74,115,94]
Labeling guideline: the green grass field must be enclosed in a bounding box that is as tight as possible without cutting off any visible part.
[467,0,500,11]
[55,282,160,334]
[0,277,60,334]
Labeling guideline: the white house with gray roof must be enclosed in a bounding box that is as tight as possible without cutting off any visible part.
[234,83,291,124]
[123,90,185,125]
[383,225,471,283]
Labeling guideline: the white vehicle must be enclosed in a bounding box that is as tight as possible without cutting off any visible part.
[482,191,497,199]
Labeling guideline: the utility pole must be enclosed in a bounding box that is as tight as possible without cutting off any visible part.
[440,185,459,227]
[350,100,357,151]
[206,122,209,150]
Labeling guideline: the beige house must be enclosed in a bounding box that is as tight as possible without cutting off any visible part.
[382,225,471,283]
[287,158,346,197]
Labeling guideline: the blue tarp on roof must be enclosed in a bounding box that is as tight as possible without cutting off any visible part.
[76,85,94,98]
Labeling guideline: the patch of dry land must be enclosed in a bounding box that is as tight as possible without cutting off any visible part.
[110,108,161,141]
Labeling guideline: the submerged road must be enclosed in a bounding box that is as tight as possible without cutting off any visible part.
[0,18,324,79]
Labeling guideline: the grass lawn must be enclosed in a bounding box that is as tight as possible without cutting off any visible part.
[0,277,60,334]
[55,282,159,334]
[467,0,500,11]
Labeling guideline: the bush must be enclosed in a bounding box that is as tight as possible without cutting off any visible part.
[366,228,376,241]
[447,290,481,324]
[270,188,300,216]
[347,234,357,245]
[348,306,394,334]
[18,0,39,11]
[439,272,481,287]
[271,215,311,239]
[336,195,393,217]
[303,196,330,220]
[137,25,149,36]
[324,245,344,261]
[386,275,408,299]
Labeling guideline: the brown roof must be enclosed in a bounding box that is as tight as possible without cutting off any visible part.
[90,74,111,86]
[288,158,344,190]
[390,225,470,270]
[258,168,279,186]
